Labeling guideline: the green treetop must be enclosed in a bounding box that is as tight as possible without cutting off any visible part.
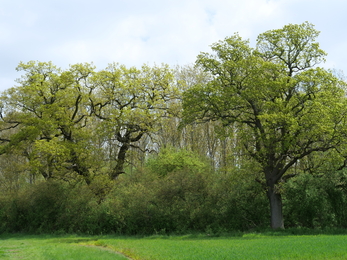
[183,22,347,229]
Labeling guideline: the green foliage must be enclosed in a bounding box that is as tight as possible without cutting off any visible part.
[283,174,335,228]
[0,61,97,183]
[1,22,347,234]
[182,22,347,229]
[1,152,347,234]
[100,149,268,234]
[0,61,178,182]
[91,63,178,179]
[146,147,208,176]
[0,148,268,234]
[283,161,347,229]
[2,181,67,232]
[0,181,111,234]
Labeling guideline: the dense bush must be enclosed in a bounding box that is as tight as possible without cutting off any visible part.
[1,148,347,234]
[0,181,113,234]
[283,170,347,229]
[0,149,269,234]
[283,174,334,228]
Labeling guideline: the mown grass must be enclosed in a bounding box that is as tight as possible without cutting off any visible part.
[1,232,347,259]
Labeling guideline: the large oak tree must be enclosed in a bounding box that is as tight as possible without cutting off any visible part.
[90,63,177,179]
[183,22,347,229]
[0,61,96,184]
[0,62,178,183]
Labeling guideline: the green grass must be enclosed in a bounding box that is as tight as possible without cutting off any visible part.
[1,233,347,259]
[91,234,347,260]
[0,235,128,260]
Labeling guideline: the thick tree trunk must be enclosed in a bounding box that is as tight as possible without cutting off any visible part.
[267,184,284,229]
[111,142,130,180]
[112,128,145,180]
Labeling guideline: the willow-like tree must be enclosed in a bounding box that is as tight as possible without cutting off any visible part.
[183,22,347,229]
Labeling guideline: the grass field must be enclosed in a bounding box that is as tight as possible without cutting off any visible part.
[1,232,347,259]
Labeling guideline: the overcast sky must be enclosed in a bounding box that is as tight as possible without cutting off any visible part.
[0,0,346,92]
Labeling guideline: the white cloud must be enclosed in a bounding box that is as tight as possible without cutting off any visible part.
[1,0,347,91]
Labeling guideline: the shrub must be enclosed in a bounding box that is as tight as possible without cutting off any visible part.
[283,174,335,228]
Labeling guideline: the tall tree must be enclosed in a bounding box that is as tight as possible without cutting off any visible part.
[90,63,177,179]
[0,61,96,184]
[183,22,347,229]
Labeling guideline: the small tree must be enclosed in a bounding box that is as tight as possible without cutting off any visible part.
[183,22,347,229]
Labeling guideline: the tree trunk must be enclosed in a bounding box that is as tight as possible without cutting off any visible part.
[267,183,284,229]
[112,128,145,180]
[111,142,130,180]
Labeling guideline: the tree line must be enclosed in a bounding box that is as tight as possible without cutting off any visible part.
[1,22,347,233]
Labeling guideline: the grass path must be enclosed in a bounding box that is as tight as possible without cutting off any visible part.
[78,244,134,260]
[0,235,129,260]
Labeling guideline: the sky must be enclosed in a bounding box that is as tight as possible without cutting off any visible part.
[0,0,346,92]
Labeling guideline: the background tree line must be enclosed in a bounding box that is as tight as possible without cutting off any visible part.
[1,22,347,234]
